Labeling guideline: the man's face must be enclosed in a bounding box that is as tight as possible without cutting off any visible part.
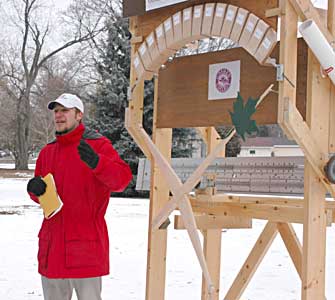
[53,104,83,134]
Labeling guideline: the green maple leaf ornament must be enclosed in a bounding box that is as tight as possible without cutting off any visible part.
[229,92,259,141]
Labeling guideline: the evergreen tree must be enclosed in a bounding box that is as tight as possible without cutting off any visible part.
[87,16,152,197]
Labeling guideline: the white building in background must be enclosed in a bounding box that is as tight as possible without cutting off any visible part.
[238,137,304,157]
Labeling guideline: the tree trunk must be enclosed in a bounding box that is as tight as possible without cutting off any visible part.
[15,93,30,170]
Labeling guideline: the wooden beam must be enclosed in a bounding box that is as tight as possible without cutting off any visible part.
[284,101,335,198]
[125,108,151,158]
[288,0,335,43]
[200,125,226,300]
[191,199,305,224]
[277,222,302,278]
[192,194,335,225]
[174,215,251,230]
[328,0,335,153]
[202,229,221,300]
[145,78,171,300]
[224,222,278,300]
[301,48,330,300]
[196,127,225,157]
[126,17,151,158]
[278,0,298,128]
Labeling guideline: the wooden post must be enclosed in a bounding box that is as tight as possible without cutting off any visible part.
[301,50,330,300]
[328,0,335,153]
[146,77,172,300]
[128,17,170,300]
[278,0,298,128]
[201,127,223,300]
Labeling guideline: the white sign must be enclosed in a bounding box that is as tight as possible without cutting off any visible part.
[208,60,240,100]
[146,0,188,11]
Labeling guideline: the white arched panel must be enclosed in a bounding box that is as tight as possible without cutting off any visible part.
[132,3,278,82]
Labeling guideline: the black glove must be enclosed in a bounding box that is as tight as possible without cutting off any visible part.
[27,176,47,196]
[77,139,99,169]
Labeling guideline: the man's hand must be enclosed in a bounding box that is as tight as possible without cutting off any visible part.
[27,176,47,196]
[77,140,99,169]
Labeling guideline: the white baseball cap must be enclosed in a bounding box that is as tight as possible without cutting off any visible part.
[48,93,84,113]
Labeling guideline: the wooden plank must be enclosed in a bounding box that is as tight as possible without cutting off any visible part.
[202,230,221,300]
[277,222,302,278]
[288,0,335,43]
[196,127,226,158]
[328,0,335,153]
[191,199,305,224]
[145,78,171,300]
[301,47,330,300]
[278,0,298,128]
[285,101,335,198]
[157,40,307,128]
[174,214,252,229]
[193,193,335,224]
[224,222,278,300]
[201,122,227,300]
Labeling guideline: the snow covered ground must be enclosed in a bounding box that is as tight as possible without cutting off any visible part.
[1,172,335,299]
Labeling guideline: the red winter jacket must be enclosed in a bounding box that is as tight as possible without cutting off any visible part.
[29,123,132,278]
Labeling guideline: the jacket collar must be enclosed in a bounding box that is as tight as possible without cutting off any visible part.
[56,123,85,145]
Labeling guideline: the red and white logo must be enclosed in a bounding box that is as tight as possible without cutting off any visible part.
[216,68,232,93]
[324,66,334,74]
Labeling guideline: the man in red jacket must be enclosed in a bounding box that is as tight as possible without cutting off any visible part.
[27,93,132,300]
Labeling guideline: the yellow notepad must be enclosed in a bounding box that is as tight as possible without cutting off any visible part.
[38,173,63,219]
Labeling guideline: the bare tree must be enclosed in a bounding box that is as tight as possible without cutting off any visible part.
[0,84,16,153]
[0,0,115,169]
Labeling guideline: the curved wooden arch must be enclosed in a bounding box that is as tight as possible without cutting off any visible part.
[133,2,278,82]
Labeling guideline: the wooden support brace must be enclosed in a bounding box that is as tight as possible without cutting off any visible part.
[151,129,235,231]
[224,222,278,300]
[174,214,252,230]
[125,108,151,158]
[277,222,302,278]
[284,101,335,198]
[130,122,215,298]
[288,0,335,43]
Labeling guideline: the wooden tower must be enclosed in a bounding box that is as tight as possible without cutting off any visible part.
[123,0,335,299]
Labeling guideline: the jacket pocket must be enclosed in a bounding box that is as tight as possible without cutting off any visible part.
[38,236,50,269]
[65,240,99,268]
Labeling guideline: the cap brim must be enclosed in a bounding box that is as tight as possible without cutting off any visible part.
[47,101,57,110]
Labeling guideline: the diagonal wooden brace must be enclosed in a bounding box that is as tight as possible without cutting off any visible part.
[132,122,216,298]
[151,129,235,230]
[288,0,335,44]
[284,100,335,198]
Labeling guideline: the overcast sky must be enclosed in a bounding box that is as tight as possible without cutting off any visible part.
[52,0,329,9]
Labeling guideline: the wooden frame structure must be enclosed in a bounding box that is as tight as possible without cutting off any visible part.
[124,0,335,299]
